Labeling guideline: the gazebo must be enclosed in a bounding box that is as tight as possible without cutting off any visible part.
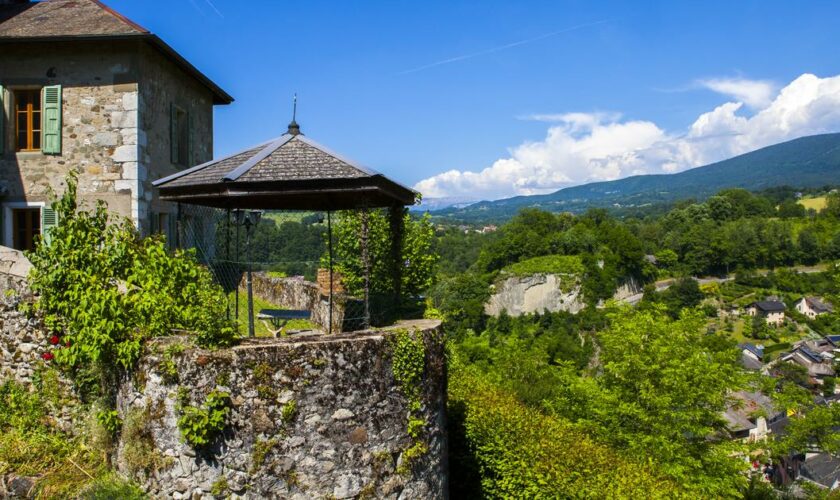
[153,120,417,336]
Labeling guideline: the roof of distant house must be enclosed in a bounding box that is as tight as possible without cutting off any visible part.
[0,0,232,104]
[154,124,417,210]
[739,343,765,359]
[749,301,786,312]
[739,352,764,371]
[801,453,840,489]
[723,390,777,433]
[802,296,834,313]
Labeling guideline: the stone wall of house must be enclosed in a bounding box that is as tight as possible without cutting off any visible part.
[0,42,142,220]
[485,273,585,317]
[115,320,447,499]
[248,272,365,333]
[139,43,216,234]
[0,41,217,235]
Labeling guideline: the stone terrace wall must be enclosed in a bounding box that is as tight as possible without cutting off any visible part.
[0,246,78,434]
[115,320,447,499]
[248,273,364,333]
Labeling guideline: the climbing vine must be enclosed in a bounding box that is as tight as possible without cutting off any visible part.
[177,389,231,447]
[391,329,428,473]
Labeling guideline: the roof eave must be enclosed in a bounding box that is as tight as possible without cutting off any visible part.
[0,33,233,104]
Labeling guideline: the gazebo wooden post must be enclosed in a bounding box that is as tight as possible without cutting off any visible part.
[361,207,370,329]
[175,203,182,248]
[327,211,333,335]
[225,207,231,319]
[234,210,240,320]
[389,205,404,322]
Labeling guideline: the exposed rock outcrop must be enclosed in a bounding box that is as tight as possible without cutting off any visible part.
[485,274,584,317]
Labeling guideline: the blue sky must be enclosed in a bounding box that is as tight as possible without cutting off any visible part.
[108,0,840,201]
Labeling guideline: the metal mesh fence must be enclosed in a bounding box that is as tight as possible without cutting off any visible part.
[171,203,400,336]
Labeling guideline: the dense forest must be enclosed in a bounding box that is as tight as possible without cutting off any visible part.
[431,188,840,498]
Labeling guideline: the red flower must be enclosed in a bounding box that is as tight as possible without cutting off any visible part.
[65,340,71,348]
[49,335,60,345]
[41,352,54,361]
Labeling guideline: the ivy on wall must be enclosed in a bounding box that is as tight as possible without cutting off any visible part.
[391,329,429,473]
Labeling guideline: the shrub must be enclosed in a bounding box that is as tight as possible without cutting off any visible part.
[27,173,236,386]
[447,364,685,498]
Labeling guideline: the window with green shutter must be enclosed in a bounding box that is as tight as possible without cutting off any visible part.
[42,85,62,155]
[170,103,190,166]
[41,206,58,246]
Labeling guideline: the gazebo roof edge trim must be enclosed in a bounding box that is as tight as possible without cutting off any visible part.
[152,137,275,187]
[294,135,417,195]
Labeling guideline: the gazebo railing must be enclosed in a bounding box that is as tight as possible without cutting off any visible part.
[169,203,397,336]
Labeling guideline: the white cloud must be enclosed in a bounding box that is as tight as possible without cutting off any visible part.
[415,73,840,200]
[697,77,778,109]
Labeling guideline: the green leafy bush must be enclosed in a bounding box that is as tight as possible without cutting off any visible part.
[27,173,236,382]
[177,390,231,447]
[329,209,438,301]
[447,363,684,498]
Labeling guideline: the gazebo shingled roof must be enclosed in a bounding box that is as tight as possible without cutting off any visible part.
[153,125,417,210]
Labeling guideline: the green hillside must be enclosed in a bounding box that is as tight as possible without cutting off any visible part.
[435,133,840,222]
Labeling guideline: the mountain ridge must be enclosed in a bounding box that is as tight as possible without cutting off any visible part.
[430,133,840,222]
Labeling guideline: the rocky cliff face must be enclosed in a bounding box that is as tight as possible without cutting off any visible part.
[115,320,447,499]
[485,274,585,317]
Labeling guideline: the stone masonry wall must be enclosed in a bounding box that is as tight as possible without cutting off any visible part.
[0,42,142,219]
[0,40,216,235]
[116,320,447,499]
[140,43,215,233]
[0,247,78,433]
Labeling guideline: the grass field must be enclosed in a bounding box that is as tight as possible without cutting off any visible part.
[798,196,827,211]
[229,290,318,337]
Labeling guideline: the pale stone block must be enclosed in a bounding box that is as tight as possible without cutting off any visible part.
[114,180,134,194]
[121,91,138,111]
[111,145,138,163]
[93,131,119,147]
[121,161,138,179]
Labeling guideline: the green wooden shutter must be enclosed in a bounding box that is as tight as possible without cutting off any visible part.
[150,211,159,234]
[41,206,58,246]
[170,103,178,164]
[0,85,5,156]
[42,85,62,154]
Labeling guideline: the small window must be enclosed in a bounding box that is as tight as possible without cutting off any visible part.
[14,89,41,152]
[12,207,40,251]
[171,105,190,166]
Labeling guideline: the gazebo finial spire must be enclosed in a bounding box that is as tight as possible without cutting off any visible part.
[288,93,301,136]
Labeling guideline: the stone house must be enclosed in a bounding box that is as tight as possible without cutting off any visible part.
[795,296,834,319]
[780,341,836,385]
[0,0,232,250]
[746,300,786,326]
[723,390,783,442]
